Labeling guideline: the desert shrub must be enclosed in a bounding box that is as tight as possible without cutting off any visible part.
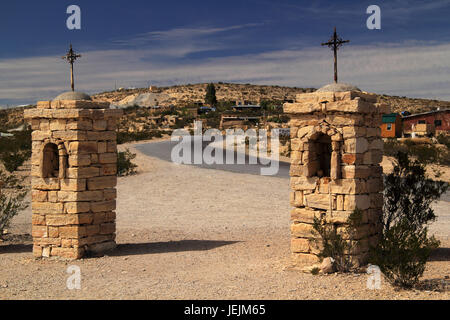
[436,133,450,149]
[369,152,448,288]
[0,128,32,172]
[311,209,363,272]
[383,139,449,166]
[117,149,138,177]
[0,169,28,237]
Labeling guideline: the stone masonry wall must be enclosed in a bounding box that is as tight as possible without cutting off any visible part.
[25,100,123,259]
[284,90,390,269]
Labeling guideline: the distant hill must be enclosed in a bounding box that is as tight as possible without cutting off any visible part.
[92,83,315,107]
[1,83,449,130]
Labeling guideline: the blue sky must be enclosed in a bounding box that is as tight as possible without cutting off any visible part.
[1,0,450,106]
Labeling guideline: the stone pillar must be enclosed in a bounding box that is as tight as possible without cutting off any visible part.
[25,97,123,259]
[283,84,390,269]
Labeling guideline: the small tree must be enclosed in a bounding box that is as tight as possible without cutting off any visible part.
[370,152,448,288]
[117,149,138,177]
[205,83,217,107]
[0,169,28,237]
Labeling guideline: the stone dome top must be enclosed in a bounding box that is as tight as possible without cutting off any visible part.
[53,91,92,101]
[317,83,361,93]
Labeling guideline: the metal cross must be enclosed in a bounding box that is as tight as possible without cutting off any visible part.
[321,27,349,83]
[62,44,81,91]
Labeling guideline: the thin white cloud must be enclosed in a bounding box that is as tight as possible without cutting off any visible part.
[1,41,450,106]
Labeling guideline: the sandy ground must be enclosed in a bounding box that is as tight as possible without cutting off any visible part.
[0,141,448,300]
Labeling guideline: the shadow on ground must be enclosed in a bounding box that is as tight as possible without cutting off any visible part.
[108,240,240,257]
[0,234,33,254]
[428,247,450,262]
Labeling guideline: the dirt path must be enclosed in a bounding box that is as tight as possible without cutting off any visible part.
[0,143,448,299]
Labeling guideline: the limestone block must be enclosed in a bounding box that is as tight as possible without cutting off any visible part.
[297,126,314,139]
[68,141,98,154]
[93,120,108,131]
[100,223,116,235]
[32,190,48,202]
[103,188,117,200]
[291,208,323,224]
[325,99,372,113]
[59,226,88,239]
[336,195,344,211]
[39,120,50,131]
[366,127,381,137]
[369,138,384,150]
[90,200,116,213]
[32,225,48,238]
[53,130,87,141]
[343,126,366,139]
[98,142,107,153]
[343,194,370,211]
[330,179,367,194]
[32,178,60,190]
[69,154,91,167]
[305,194,332,210]
[341,165,371,179]
[66,167,100,179]
[67,119,93,131]
[32,202,64,214]
[49,120,67,131]
[291,223,315,238]
[344,137,369,154]
[363,150,383,165]
[290,191,304,207]
[101,164,118,176]
[58,190,104,202]
[61,179,86,192]
[367,178,383,193]
[107,142,117,153]
[32,214,46,225]
[284,102,321,114]
[325,114,365,126]
[86,131,116,141]
[291,253,320,266]
[290,176,319,191]
[64,202,91,214]
[291,238,322,254]
[32,130,51,141]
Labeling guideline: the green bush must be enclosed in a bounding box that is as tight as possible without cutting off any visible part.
[117,149,138,177]
[369,152,448,288]
[0,128,32,172]
[311,209,363,272]
[0,169,28,237]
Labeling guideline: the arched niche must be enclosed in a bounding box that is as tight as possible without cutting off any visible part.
[302,124,342,180]
[40,141,67,179]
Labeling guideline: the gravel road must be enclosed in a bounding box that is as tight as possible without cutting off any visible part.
[0,141,448,300]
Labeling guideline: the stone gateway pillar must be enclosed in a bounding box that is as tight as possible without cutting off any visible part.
[25,92,123,259]
[283,83,389,269]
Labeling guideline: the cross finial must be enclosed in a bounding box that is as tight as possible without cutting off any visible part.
[62,44,82,91]
[321,27,349,83]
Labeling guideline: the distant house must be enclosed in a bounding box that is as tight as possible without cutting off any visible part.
[381,113,402,138]
[402,109,450,137]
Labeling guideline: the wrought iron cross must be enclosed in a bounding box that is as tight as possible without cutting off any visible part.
[62,44,81,91]
[321,27,349,83]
